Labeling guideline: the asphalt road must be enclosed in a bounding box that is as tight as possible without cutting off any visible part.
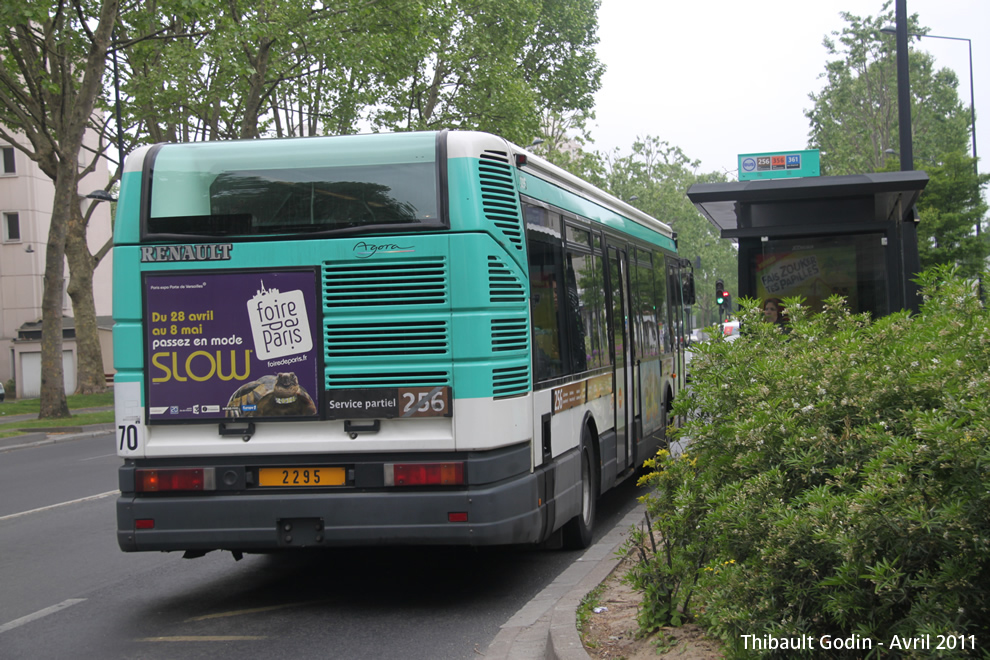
[0,432,642,659]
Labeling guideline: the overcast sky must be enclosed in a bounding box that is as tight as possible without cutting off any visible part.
[590,0,989,179]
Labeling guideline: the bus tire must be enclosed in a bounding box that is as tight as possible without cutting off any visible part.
[562,429,597,550]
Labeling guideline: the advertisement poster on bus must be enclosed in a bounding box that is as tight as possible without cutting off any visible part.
[756,245,858,312]
[144,269,321,423]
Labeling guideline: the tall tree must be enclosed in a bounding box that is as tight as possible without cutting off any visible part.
[1,0,196,412]
[66,149,113,394]
[913,151,989,277]
[124,0,426,144]
[806,3,988,276]
[0,0,120,416]
[121,0,604,149]
[373,0,604,146]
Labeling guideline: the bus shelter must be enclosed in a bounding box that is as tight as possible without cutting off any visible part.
[686,171,929,317]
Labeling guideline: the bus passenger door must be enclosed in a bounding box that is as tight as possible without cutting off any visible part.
[666,257,687,395]
[608,245,634,473]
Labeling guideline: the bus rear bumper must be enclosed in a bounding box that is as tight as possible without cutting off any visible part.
[117,471,551,552]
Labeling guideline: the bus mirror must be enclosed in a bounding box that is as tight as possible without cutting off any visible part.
[682,273,696,305]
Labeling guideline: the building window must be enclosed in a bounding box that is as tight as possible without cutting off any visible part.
[3,212,20,242]
[1,146,14,174]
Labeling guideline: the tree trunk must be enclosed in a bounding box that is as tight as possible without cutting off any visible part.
[36,0,119,417]
[66,207,108,394]
[39,161,74,418]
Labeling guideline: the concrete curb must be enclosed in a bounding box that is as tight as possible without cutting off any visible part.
[485,504,645,659]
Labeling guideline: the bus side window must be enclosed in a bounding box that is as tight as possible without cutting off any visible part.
[591,235,611,368]
[564,225,595,373]
[525,204,565,382]
[632,250,659,359]
[563,252,589,374]
[654,255,670,353]
[565,225,610,371]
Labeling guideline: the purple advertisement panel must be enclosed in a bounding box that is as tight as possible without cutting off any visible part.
[145,270,321,423]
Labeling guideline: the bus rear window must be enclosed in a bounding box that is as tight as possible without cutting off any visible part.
[144,134,441,238]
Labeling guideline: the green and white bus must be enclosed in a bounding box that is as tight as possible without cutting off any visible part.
[113,130,694,556]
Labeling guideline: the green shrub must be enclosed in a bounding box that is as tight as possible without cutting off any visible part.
[631,267,990,658]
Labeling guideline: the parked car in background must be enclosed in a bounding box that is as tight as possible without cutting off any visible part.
[0,381,5,402]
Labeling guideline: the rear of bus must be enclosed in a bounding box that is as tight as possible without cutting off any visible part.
[113,131,558,554]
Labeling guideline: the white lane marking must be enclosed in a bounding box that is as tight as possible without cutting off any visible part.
[80,453,117,462]
[0,490,117,523]
[138,636,266,642]
[0,599,86,634]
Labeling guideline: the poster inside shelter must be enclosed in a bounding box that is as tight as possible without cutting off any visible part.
[144,270,320,422]
[756,246,858,312]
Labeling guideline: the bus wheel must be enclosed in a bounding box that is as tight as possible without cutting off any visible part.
[562,430,597,549]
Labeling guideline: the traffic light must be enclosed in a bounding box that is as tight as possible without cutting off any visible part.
[715,279,725,305]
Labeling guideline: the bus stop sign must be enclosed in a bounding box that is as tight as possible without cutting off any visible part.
[739,150,820,181]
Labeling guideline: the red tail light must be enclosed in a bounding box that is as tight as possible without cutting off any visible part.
[386,462,465,486]
[135,468,215,492]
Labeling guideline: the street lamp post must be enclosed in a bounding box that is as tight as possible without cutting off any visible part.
[879,28,977,176]
[881,11,982,301]
[893,0,913,171]
[879,0,923,311]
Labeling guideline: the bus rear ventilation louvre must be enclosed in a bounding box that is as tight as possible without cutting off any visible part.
[326,370,451,389]
[325,321,450,357]
[487,255,526,303]
[492,365,529,397]
[323,257,448,307]
[491,318,528,353]
[478,150,523,251]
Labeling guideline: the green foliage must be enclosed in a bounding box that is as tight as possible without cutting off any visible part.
[0,391,114,437]
[623,469,711,634]
[373,0,603,146]
[121,0,604,148]
[0,391,113,416]
[916,151,990,278]
[122,0,413,143]
[806,4,970,175]
[804,4,990,278]
[0,411,114,438]
[631,267,990,658]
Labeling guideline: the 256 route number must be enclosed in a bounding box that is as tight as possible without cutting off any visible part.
[401,389,447,416]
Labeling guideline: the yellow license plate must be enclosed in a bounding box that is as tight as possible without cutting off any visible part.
[258,467,346,487]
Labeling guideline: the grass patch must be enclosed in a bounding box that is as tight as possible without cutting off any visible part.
[0,391,113,415]
[0,392,114,438]
[576,582,608,647]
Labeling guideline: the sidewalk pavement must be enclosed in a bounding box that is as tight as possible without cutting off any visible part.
[0,405,644,659]
[485,504,645,659]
